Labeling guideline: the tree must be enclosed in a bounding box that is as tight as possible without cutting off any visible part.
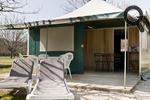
[0,0,39,15]
[63,0,132,13]
[0,0,39,59]
[0,0,27,13]
[0,0,38,58]
[0,15,27,58]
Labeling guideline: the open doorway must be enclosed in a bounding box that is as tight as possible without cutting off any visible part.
[114,29,126,72]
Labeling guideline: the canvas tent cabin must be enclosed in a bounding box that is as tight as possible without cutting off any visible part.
[0,0,149,74]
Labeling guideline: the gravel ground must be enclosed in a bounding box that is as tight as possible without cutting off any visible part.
[72,88,137,100]
[71,79,150,100]
[134,80,150,100]
[0,73,150,100]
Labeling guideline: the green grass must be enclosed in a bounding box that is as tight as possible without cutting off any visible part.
[0,56,13,74]
[0,91,13,100]
[0,65,11,74]
[0,90,26,100]
[0,56,14,65]
[0,56,13,60]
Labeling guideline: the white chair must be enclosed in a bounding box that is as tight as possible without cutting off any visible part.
[60,53,73,78]
[0,58,34,93]
[38,54,48,59]
[26,58,74,100]
[18,53,24,58]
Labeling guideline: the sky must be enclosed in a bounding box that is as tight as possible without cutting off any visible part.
[21,0,66,22]
[1,0,150,22]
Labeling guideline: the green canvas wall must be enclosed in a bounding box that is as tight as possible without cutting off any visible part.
[29,23,85,74]
[71,23,85,74]
[29,27,40,56]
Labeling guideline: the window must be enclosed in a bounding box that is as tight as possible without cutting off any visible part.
[40,26,74,51]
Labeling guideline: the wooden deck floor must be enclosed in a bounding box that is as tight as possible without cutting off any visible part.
[0,72,139,93]
[67,72,139,93]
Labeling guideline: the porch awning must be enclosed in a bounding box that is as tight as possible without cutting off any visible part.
[0,13,123,30]
[0,0,149,30]
[0,0,124,29]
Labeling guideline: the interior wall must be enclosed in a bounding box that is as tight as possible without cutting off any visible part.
[128,27,139,73]
[141,30,150,74]
[128,27,139,47]
[84,28,114,71]
[141,32,148,50]
[84,27,139,72]
[40,26,74,51]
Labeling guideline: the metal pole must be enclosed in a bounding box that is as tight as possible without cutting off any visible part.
[124,21,127,89]
[139,31,142,76]
[46,27,49,59]
[27,27,29,55]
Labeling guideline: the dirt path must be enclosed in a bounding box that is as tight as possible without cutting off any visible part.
[134,80,150,100]
[72,89,136,100]
[72,79,150,100]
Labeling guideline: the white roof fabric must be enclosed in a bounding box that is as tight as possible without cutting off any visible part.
[54,0,123,20]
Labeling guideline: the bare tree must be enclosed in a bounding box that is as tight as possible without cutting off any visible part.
[0,0,39,15]
[63,0,132,13]
[0,1,38,58]
[0,15,27,58]
[0,0,26,13]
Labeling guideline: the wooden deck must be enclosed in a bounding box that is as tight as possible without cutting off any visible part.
[0,72,139,93]
[67,72,140,93]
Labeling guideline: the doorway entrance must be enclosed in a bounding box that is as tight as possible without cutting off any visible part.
[114,29,126,72]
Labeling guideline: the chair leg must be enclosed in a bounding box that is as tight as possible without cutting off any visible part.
[65,69,67,76]
[68,68,72,79]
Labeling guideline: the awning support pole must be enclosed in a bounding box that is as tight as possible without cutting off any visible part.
[46,27,48,59]
[27,27,29,55]
[124,21,127,89]
[139,31,142,76]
